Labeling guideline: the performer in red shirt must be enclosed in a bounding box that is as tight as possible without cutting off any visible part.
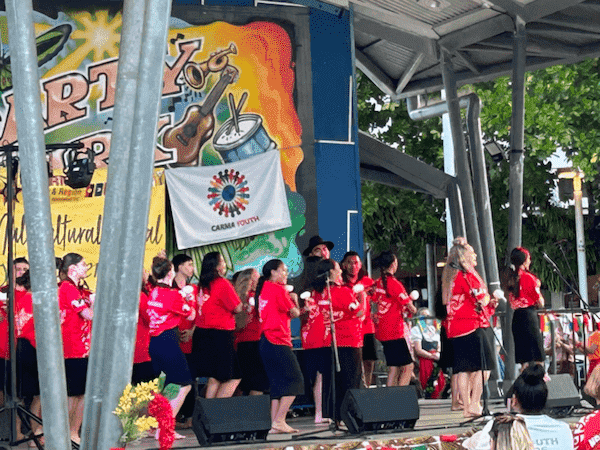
[441,237,497,418]
[504,247,545,369]
[341,251,376,387]
[57,253,94,444]
[142,256,195,441]
[234,268,269,395]
[193,252,242,398]
[312,258,363,424]
[372,251,416,387]
[258,259,303,434]
[131,285,156,385]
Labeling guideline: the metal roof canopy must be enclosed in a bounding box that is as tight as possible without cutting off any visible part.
[321,0,600,100]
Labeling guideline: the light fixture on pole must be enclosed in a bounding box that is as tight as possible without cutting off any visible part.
[484,141,504,163]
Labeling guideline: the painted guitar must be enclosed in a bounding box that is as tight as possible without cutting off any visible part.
[164,65,239,166]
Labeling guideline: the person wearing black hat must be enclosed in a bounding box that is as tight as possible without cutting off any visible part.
[302,235,334,260]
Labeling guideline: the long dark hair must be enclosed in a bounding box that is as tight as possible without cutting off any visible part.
[255,259,283,302]
[374,251,396,296]
[58,253,84,280]
[311,259,335,293]
[199,251,222,291]
[503,247,529,298]
[341,251,366,284]
[148,256,172,287]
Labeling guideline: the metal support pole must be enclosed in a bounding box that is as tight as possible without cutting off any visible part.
[465,95,501,292]
[4,1,71,449]
[574,175,589,307]
[81,0,173,449]
[81,0,145,447]
[447,181,466,239]
[440,50,485,282]
[426,243,436,314]
[504,15,527,387]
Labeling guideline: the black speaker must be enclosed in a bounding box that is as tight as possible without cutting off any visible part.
[545,374,580,411]
[340,386,419,434]
[192,395,271,446]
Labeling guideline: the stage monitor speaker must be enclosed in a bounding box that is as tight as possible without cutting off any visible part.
[544,374,580,412]
[192,395,271,446]
[340,386,419,435]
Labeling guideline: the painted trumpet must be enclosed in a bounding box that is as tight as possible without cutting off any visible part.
[183,43,238,90]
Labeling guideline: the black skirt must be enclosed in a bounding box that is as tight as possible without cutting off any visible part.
[237,340,270,393]
[381,338,413,367]
[452,328,494,373]
[302,347,332,384]
[512,307,544,364]
[65,358,88,396]
[259,335,304,399]
[438,326,454,370]
[17,338,39,398]
[131,361,158,386]
[193,328,240,382]
[149,328,192,387]
[322,347,362,420]
[362,333,378,361]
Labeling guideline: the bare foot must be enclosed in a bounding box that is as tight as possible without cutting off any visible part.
[270,422,298,434]
[70,434,81,445]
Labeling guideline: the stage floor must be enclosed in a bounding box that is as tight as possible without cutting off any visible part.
[8,398,587,450]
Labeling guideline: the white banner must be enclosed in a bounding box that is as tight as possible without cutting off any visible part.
[165,151,292,249]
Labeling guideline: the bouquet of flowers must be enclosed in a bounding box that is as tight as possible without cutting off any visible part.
[113,379,160,444]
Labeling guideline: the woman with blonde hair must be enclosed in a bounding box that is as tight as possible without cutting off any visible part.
[441,237,497,418]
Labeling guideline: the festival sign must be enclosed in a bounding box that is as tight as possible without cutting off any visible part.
[0,9,307,278]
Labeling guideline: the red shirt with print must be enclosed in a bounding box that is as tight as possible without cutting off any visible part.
[445,271,490,338]
[58,279,93,359]
[373,276,410,342]
[176,283,198,354]
[15,289,35,347]
[196,277,240,331]
[343,276,375,335]
[235,291,262,344]
[259,280,296,347]
[574,409,600,450]
[509,270,542,310]
[144,284,191,337]
[134,291,151,364]
[301,290,331,349]
[331,285,363,348]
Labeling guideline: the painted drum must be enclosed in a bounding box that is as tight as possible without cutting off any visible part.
[213,113,277,162]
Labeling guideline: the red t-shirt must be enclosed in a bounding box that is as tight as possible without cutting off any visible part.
[143,284,191,337]
[235,291,262,344]
[301,290,331,349]
[331,285,363,348]
[574,409,600,450]
[259,280,296,347]
[373,276,410,342]
[343,276,375,335]
[445,271,490,338]
[175,283,198,354]
[0,290,8,359]
[58,279,93,359]
[196,278,240,331]
[15,289,35,348]
[509,270,542,310]
[134,291,151,364]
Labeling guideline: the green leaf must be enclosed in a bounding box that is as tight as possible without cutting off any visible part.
[162,383,181,400]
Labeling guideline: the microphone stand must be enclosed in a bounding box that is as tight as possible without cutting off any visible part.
[293,275,344,440]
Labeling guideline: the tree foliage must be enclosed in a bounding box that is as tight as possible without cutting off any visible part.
[358,58,600,292]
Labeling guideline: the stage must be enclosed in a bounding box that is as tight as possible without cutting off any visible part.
[10,398,586,450]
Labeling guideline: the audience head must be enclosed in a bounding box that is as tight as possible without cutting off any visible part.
[511,365,548,414]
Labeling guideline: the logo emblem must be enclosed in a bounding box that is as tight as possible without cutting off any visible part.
[207,169,249,217]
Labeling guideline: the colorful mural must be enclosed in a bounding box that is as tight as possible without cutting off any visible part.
[0,9,307,280]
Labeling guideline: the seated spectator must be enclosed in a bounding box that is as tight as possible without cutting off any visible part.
[573,364,600,450]
[545,316,578,376]
[578,327,600,379]
[464,365,574,450]
[410,308,445,398]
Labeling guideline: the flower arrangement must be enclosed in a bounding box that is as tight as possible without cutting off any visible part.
[113,374,180,449]
[113,379,159,444]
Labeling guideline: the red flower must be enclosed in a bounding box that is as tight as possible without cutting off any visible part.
[148,392,174,450]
